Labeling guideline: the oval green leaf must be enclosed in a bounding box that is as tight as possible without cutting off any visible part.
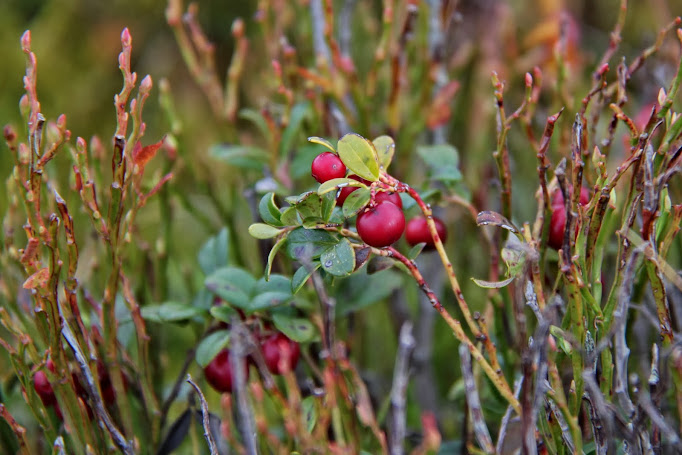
[248,223,283,239]
[337,133,380,181]
[258,192,282,226]
[265,236,287,280]
[342,187,370,218]
[292,262,321,294]
[308,136,335,152]
[317,177,363,196]
[320,238,355,276]
[272,313,316,342]
[372,135,395,170]
[205,267,256,309]
[195,330,230,368]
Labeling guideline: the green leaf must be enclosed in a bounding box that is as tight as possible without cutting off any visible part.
[301,396,318,433]
[320,238,355,276]
[372,135,395,169]
[416,144,462,188]
[198,228,230,275]
[248,223,283,239]
[272,313,316,342]
[549,326,573,355]
[336,269,403,315]
[337,133,380,181]
[407,243,426,260]
[342,188,370,218]
[255,274,292,294]
[248,291,293,312]
[258,192,283,226]
[317,177,364,196]
[195,330,230,368]
[280,102,309,157]
[205,267,256,309]
[210,304,238,322]
[294,192,323,221]
[292,263,321,294]
[280,206,300,226]
[209,144,268,170]
[140,301,206,323]
[286,227,337,262]
[265,236,287,280]
[308,136,335,152]
[320,192,337,222]
[501,246,526,276]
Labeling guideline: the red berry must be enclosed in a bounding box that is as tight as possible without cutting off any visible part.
[204,349,248,393]
[336,175,371,206]
[405,216,447,249]
[262,332,301,375]
[311,152,346,183]
[548,206,567,250]
[375,191,402,209]
[33,370,56,406]
[356,201,405,248]
[551,186,589,207]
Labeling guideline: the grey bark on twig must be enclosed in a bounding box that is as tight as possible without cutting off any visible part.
[186,375,219,455]
[459,344,494,453]
[229,319,258,455]
[389,322,415,455]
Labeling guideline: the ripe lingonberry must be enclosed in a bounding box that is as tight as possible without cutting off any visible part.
[405,216,447,249]
[375,191,402,209]
[550,186,590,208]
[311,152,346,183]
[548,187,589,250]
[204,349,248,393]
[356,201,405,248]
[262,332,301,375]
[336,175,371,206]
[34,370,56,406]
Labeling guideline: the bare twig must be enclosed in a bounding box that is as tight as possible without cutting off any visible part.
[459,344,494,453]
[229,319,257,455]
[389,322,415,455]
[185,375,219,455]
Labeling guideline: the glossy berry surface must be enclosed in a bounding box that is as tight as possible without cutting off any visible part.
[204,349,247,393]
[311,152,346,183]
[33,370,56,406]
[405,216,447,249]
[356,201,405,248]
[262,332,301,375]
[374,191,402,209]
[551,186,590,207]
[548,206,567,250]
[336,175,371,206]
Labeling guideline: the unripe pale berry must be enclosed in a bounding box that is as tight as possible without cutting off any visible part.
[356,201,405,248]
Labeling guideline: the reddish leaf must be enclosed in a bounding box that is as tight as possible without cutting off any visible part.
[23,268,50,290]
[133,136,166,170]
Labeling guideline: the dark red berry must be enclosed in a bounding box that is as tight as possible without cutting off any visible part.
[204,349,248,393]
[311,152,346,183]
[262,332,301,375]
[375,191,402,209]
[548,205,567,250]
[356,201,405,248]
[336,175,371,206]
[551,186,589,208]
[405,216,447,249]
[34,370,56,406]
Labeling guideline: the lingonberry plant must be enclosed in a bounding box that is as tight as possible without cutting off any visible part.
[1,0,682,453]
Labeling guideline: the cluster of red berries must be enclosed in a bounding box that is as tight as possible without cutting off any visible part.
[311,152,448,249]
[33,359,119,420]
[204,331,300,394]
[548,187,590,250]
